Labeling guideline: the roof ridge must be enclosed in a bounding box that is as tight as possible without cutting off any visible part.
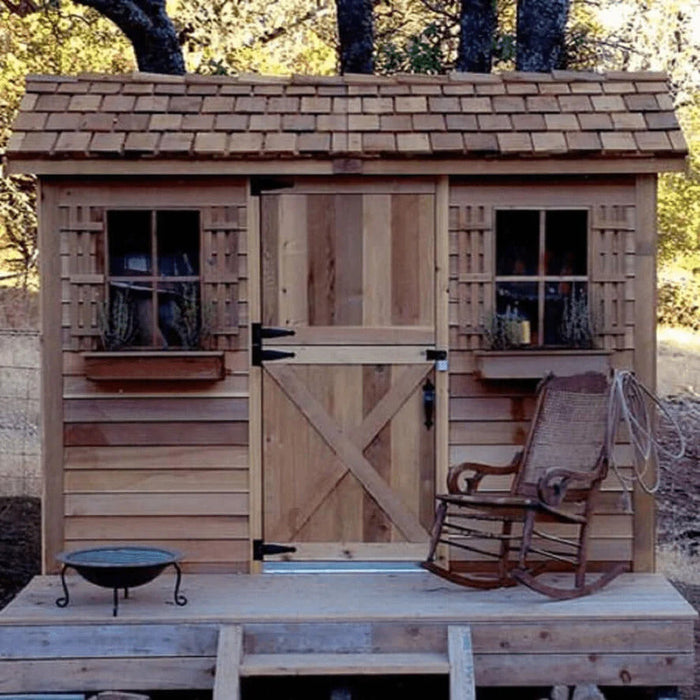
[23,70,672,86]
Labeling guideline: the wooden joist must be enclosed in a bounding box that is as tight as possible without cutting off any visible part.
[449,626,476,700]
[213,625,242,700]
[240,652,449,676]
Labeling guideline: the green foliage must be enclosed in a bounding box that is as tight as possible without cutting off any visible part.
[174,0,336,76]
[376,22,448,75]
[658,97,700,267]
[0,175,37,288]
[657,272,700,330]
[0,3,132,288]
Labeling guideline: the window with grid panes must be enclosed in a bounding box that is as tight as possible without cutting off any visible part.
[106,210,201,348]
[495,209,589,347]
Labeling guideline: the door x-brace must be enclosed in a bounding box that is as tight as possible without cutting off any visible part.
[265,363,432,543]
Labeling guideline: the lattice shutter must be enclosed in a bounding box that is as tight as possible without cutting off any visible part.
[61,205,105,351]
[201,205,245,350]
[449,204,494,350]
[590,204,635,351]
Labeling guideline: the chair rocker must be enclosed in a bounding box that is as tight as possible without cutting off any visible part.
[423,372,627,600]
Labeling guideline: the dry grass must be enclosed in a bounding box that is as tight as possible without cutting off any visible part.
[657,325,700,396]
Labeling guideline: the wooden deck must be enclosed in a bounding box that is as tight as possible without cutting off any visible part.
[0,572,695,697]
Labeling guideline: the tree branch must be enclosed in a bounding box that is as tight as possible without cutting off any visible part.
[72,0,185,74]
[0,0,39,17]
[256,3,331,46]
[417,0,458,23]
[73,0,153,35]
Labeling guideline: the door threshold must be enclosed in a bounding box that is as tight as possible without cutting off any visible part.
[262,561,424,574]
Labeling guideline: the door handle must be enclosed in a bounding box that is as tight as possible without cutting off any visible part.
[422,378,435,429]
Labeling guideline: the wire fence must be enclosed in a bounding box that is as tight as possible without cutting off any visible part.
[0,329,41,497]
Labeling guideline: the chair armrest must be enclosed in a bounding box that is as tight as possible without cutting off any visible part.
[447,451,523,495]
[537,468,600,506]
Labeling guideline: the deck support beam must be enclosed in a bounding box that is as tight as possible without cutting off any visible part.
[213,625,243,700]
[448,626,476,700]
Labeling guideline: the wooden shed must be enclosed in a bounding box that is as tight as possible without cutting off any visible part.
[5,69,688,579]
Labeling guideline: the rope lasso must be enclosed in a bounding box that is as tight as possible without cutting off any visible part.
[607,370,686,506]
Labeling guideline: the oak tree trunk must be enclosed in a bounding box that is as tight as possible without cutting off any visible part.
[74,0,185,75]
[516,0,569,72]
[456,0,496,73]
[335,0,373,74]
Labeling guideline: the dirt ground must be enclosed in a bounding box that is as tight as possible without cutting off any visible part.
[0,496,40,608]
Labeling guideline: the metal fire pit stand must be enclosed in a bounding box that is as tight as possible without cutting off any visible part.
[55,546,187,617]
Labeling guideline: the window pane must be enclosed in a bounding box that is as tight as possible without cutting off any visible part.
[157,281,202,349]
[157,211,199,277]
[496,281,538,342]
[545,210,587,276]
[108,211,152,276]
[496,210,539,276]
[545,282,590,346]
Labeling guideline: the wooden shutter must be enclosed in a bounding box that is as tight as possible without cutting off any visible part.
[449,204,494,351]
[590,204,635,351]
[61,205,105,351]
[201,205,245,350]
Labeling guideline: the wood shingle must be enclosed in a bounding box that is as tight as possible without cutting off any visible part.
[5,71,688,167]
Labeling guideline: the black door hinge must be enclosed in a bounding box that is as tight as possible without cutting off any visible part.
[253,539,298,561]
[426,349,447,362]
[250,177,295,196]
[251,322,296,366]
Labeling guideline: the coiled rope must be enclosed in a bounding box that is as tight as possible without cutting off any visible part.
[607,370,686,503]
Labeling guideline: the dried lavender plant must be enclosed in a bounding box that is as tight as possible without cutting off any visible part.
[482,306,523,350]
[560,286,595,349]
[171,282,213,350]
[98,287,137,350]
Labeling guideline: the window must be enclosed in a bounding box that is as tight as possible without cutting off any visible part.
[495,209,589,347]
[105,210,201,348]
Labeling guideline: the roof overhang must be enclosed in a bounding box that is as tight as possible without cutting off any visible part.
[5,155,686,178]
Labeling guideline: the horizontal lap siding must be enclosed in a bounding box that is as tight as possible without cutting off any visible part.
[448,177,638,570]
[56,180,251,573]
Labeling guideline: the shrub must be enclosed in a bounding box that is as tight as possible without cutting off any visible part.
[657,274,700,330]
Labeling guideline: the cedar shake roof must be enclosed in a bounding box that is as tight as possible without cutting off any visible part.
[5,71,688,165]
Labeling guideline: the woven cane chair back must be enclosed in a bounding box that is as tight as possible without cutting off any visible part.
[513,373,612,496]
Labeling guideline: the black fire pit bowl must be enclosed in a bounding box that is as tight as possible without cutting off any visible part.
[56,546,187,616]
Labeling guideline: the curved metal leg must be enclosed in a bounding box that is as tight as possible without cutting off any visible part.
[172,562,187,606]
[55,565,70,608]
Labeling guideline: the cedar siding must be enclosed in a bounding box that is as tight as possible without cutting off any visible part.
[447,176,640,569]
[7,71,686,575]
[52,178,250,573]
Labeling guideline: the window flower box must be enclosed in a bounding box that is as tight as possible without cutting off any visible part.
[83,351,225,382]
[474,349,612,380]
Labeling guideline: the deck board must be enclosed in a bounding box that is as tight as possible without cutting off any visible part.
[1,572,694,624]
[0,572,694,693]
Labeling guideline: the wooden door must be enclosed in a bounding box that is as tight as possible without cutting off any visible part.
[259,180,439,561]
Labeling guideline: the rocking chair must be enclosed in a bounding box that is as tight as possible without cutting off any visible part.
[423,372,627,599]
